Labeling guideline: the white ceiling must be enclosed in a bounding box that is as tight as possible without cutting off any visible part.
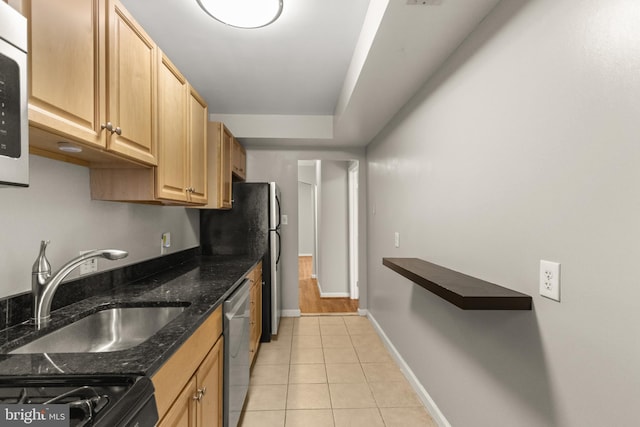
[121,0,501,147]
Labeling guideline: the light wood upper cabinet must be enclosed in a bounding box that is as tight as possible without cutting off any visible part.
[22,0,158,166]
[188,87,208,204]
[199,122,233,209]
[26,0,106,149]
[231,137,246,181]
[106,0,157,165]
[90,54,207,205]
[156,53,188,202]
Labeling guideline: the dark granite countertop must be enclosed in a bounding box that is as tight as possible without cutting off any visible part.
[0,255,259,378]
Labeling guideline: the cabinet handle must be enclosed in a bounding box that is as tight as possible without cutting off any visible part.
[100,122,122,135]
[192,387,207,402]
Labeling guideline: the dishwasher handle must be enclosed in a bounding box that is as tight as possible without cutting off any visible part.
[225,278,251,322]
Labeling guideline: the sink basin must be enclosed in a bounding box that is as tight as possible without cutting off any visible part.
[10,306,186,354]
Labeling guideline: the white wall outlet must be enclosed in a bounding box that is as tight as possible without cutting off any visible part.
[281,214,288,225]
[539,260,561,301]
[162,232,171,248]
[79,250,98,276]
[394,232,400,248]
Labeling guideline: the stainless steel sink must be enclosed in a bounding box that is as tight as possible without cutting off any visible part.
[9,306,186,354]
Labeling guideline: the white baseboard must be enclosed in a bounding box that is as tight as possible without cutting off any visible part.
[310,274,317,279]
[316,279,350,298]
[281,309,301,317]
[357,308,368,317]
[298,253,313,257]
[367,312,451,427]
[319,291,350,298]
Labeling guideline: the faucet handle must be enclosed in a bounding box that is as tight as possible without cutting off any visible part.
[32,240,51,276]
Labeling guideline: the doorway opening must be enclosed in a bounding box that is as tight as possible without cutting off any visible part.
[298,160,359,314]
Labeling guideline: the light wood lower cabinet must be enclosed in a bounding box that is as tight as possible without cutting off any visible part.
[153,306,223,427]
[249,262,263,366]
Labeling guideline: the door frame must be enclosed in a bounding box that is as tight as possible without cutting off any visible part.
[348,161,359,300]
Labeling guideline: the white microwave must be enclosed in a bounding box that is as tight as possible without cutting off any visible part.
[0,1,28,187]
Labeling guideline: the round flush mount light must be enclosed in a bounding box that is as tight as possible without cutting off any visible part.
[57,142,83,153]
[196,0,283,29]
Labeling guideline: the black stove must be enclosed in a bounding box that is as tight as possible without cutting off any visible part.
[0,375,158,426]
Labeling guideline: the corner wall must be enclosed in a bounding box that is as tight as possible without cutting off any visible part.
[366,0,640,425]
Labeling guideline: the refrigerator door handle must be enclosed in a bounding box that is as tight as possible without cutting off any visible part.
[276,195,282,229]
[275,230,281,265]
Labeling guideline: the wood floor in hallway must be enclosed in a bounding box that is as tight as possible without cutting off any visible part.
[298,256,358,314]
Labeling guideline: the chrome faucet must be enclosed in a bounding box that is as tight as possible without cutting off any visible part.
[31,240,128,328]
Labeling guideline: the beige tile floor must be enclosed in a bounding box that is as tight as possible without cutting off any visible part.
[240,316,437,427]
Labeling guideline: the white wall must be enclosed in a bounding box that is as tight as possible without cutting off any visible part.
[0,155,199,299]
[298,164,316,186]
[297,181,314,256]
[318,160,350,296]
[366,0,640,426]
[246,147,367,314]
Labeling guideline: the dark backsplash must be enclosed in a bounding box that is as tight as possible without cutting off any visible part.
[0,247,200,331]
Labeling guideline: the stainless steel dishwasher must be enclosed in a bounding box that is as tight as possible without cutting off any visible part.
[223,279,251,427]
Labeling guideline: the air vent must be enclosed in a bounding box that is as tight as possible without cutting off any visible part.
[406,0,443,5]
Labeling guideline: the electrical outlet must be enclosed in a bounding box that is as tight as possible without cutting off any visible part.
[539,260,560,301]
[161,232,171,255]
[162,232,171,248]
[79,250,98,276]
[394,232,400,248]
[281,215,288,225]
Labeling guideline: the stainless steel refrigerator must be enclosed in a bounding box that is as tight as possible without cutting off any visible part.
[200,182,282,338]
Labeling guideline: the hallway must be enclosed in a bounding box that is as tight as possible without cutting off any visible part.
[298,256,358,314]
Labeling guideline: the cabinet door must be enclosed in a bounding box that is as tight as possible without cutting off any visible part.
[188,86,208,204]
[107,0,157,165]
[219,128,233,209]
[231,137,246,181]
[26,0,106,149]
[249,283,258,363]
[249,264,262,365]
[196,337,224,427]
[156,53,188,202]
[157,376,197,427]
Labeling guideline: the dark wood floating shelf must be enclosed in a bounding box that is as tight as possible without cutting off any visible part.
[383,258,532,310]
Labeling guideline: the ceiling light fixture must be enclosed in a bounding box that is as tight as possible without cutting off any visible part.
[196,0,283,29]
